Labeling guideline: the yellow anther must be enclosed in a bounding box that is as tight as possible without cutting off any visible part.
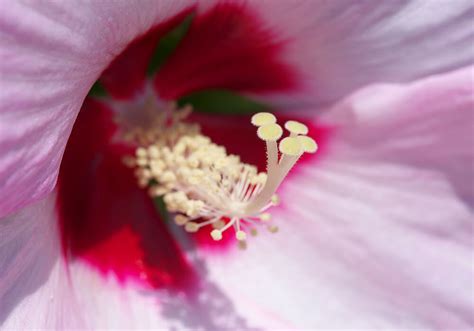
[147,145,160,158]
[268,225,279,233]
[174,214,189,226]
[259,213,271,221]
[213,220,225,230]
[238,240,247,250]
[271,194,280,205]
[236,230,247,241]
[175,104,192,120]
[285,120,308,135]
[138,178,149,188]
[161,171,176,182]
[149,186,167,197]
[136,158,148,166]
[257,123,283,141]
[122,156,136,168]
[296,135,318,153]
[211,229,223,241]
[127,101,318,248]
[136,147,147,158]
[279,137,302,156]
[251,112,277,126]
[184,222,199,233]
[251,172,267,185]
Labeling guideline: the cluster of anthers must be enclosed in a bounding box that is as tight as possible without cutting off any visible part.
[124,104,317,248]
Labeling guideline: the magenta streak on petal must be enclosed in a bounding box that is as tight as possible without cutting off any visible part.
[99,7,196,100]
[154,2,301,100]
[57,99,197,291]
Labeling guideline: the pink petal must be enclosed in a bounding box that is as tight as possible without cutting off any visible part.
[154,2,298,99]
[3,65,471,331]
[1,193,84,329]
[196,67,474,328]
[2,0,472,218]
[211,0,473,107]
[321,65,474,205]
[0,1,194,217]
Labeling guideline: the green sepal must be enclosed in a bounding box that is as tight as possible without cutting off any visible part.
[147,14,194,76]
[88,81,107,98]
[177,89,268,115]
[153,196,170,222]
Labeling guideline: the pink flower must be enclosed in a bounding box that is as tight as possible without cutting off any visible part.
[1,1,473,329]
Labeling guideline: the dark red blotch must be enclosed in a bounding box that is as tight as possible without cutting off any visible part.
[154,2,299,99]
[57,2,326,279]
[57,99,196,290]
[99,7,195,100]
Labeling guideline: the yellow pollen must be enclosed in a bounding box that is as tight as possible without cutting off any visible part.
[259,213,271,221]
[268,225,279,233]
[174,214,189,225]
[296,135,318,153]
[212,220,225,229]
[238,241,247,250]
[251,112,277,126]
[184,222,199,233]
[271,194,280,205]
[236,230,247,241]
[127,106,317,248]
[211,229,223,241]
[285,120,308,135]
[279,137,302,156]
[257,123,283,141]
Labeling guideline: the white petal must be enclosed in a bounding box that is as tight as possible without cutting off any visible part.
[1,193,84,329]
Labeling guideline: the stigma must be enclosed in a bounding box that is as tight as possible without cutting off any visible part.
[124,104,317,247]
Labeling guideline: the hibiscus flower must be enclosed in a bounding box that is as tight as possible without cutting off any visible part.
[1,1,473,330]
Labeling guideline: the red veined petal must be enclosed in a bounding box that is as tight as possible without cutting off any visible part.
[99,7,195,100]
[57,99,196,290]
[154,2,300,100]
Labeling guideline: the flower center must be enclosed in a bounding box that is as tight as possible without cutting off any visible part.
[121,95,317,247]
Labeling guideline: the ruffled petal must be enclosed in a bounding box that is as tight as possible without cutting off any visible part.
[0,0,194,217]
[197,0,473,107]
[321,65,474,206]
[193,67,474,328]
[0,193,84,329]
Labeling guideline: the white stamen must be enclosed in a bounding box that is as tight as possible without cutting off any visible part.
[128,106,317,246]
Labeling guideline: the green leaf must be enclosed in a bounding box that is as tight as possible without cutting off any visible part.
[153,196,170,222]
[147,14,194,76]
[177,89,268,115]
[88,81,107,98]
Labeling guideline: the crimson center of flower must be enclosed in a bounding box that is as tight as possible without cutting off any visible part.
[119,94,318,247]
